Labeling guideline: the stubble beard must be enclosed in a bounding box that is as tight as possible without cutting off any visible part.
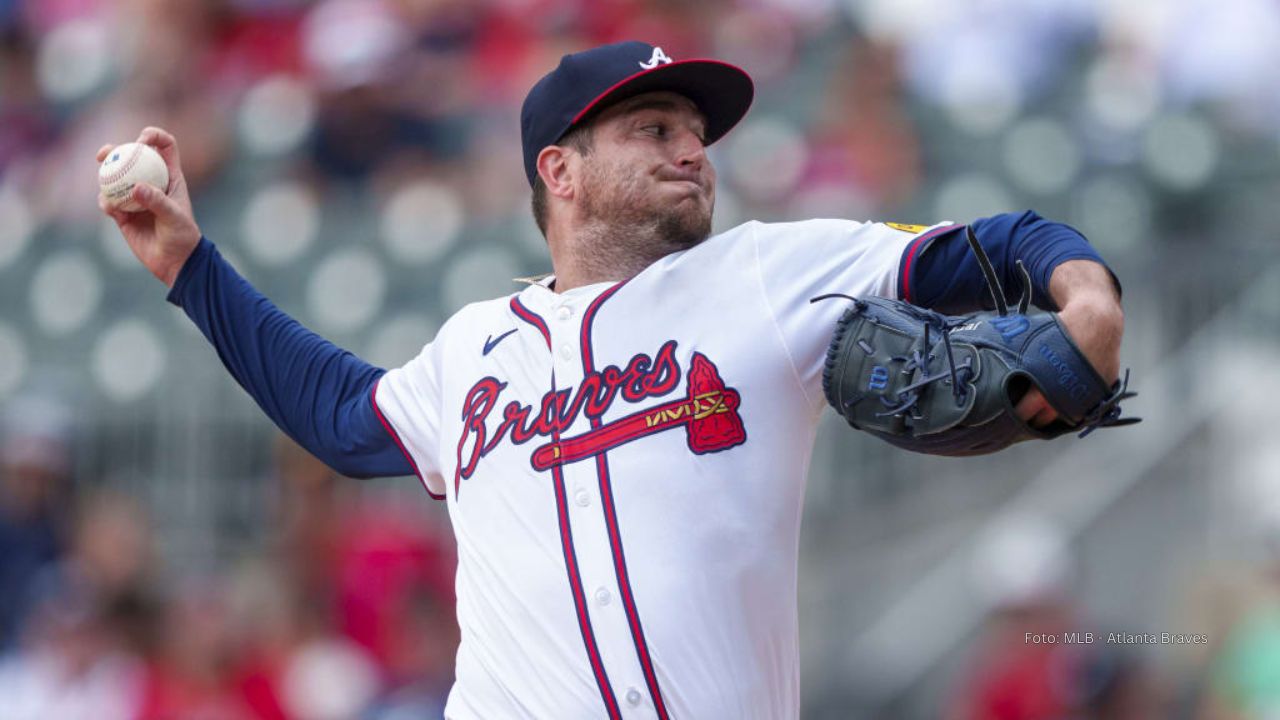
[577,163,714,275]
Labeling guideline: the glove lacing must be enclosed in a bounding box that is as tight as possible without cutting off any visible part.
[876,304,973,418]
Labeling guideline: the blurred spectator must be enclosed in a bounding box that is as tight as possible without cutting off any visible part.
[229,437,458,718]
[0,585,144,720]
[332,501,455,668]
[278,613,382,720]
[1154,0,1280,129]
[951,594,1161,720]
[272,436,343,601]
[0,489,157,720]
[366,584,455,719]
[269,437,456,656]
[303,0,478,179]
[64,492,155,612]
[1200,549,1280,719]
[1204,601,1280,719]
[0,25,55,174]
[949,516,1164,719]
[800,37,920,217]
[0,395,72,652]
[135,582,254,720]
[894,0,1094,116]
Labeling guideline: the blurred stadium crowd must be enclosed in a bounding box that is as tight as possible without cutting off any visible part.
[2,0,1280,718]
[0,404,457,719]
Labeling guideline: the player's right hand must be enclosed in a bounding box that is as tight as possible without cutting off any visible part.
[97,127,202,288]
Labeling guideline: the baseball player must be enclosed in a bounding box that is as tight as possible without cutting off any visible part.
[98,41,1126,719]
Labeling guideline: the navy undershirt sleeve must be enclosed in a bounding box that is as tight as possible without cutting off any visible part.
[900,210,1119,315]
[166,238,413,479]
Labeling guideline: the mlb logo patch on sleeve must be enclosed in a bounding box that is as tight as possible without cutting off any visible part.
[885,222,930,234]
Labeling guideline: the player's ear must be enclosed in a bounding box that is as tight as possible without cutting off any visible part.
[536,145,576,201]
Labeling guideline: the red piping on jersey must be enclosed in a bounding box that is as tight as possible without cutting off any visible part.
[510,297,551,349]
[511,295,622,718]
[370,377,444,501]
[580,282,672,720]
[551,401,623,719]
[899,224,962,303]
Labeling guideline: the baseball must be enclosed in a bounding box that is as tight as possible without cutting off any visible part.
[98,142,169,213]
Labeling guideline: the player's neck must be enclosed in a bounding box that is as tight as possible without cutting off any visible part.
[548,254,644,292]
[547,223,674,292]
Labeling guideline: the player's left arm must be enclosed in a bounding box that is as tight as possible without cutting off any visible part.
[901,211,1124,425]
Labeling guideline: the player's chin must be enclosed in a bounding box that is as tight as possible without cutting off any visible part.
[657,206,712,249]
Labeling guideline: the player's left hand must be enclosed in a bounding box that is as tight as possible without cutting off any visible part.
[1015,264,1124,427]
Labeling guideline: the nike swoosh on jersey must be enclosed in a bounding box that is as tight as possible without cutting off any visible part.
[483,329,517,356]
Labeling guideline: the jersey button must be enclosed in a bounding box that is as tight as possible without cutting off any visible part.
[559,344,573,360]
[556,305,572,320]
[574,490,590,507]
[625,688,643,706]
[594,587,611,606]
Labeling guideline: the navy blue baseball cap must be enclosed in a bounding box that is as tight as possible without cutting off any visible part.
[520,41,754,187]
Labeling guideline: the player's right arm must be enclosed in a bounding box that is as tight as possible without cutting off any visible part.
[96,128,201,288]
[96,129,415,480]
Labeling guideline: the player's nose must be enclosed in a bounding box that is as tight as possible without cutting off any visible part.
[673,129,708,169]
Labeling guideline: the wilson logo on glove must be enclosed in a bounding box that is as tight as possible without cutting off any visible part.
[990,315,1029,343]
[867,366,890,391]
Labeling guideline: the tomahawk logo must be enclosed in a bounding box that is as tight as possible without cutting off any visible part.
[530,352,745,471]
[639,46,673,69]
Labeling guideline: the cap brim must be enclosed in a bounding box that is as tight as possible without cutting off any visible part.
[568,59,754,146]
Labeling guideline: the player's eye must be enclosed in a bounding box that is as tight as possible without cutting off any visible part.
[643,123,667,138]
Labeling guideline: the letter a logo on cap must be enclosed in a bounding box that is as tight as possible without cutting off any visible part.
[639,46,673,69]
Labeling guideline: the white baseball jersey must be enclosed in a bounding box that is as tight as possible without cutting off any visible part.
[372,218,947,719]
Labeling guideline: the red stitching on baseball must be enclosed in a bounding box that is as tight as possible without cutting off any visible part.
[101,145,146,186]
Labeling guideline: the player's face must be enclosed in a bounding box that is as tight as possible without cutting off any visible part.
[577,92,715,249]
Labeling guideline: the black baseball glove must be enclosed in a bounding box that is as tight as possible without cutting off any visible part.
[817,227,1138,456]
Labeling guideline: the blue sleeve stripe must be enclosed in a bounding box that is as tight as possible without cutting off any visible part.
[369,378,444,501]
